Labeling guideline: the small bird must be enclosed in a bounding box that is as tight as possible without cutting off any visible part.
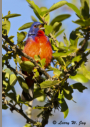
[21,22,52,101]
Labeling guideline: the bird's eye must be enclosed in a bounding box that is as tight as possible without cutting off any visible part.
[34,25,37,28]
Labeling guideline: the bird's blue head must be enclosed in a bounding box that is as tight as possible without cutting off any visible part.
[28,22,45,37]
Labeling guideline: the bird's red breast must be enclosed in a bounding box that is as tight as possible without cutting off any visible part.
[22,30,52,67]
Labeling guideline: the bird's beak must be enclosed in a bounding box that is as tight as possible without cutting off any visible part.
[39,23,45,30]
[40,27,45,30]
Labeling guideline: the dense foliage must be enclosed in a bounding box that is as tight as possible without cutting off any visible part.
[2,0,90,127]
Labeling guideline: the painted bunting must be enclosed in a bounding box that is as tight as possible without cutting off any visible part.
[21,22,52,101]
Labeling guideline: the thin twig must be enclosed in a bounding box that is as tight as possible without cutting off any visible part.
[2,45,11,52]
[2,98,36,124]
[49,33,58,47]
[5,62,27,79]
[77,32,90,53]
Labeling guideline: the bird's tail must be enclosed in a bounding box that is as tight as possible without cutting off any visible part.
[21,71,35,101]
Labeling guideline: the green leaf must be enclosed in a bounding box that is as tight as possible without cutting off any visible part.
[52,22,62,34]
[20,61,35,73]
[10,74,17,86]
[80,0,89,6]
[33,11,42,22]
[55,57,66,66]
[52,44,59,51]
[5,72,10,79]
[3,72,10,88]
[33,68,39,78]
[31,16,38,22]
[16,56,22,64]
[27,0,41,15]
[71,83,87,92]
[40,7,50,24]
[48,1,67,12]
[44,25,53,35]
[16,94,20,103]
[79,64,90,80]
[2,72,15,93]
[24,123,32,127]
[36,95,45,102]
[2,20,10,35]
[17,76,29,92]
[63,35,70,47]
[53,68,62,77]
[70,74,88,83]
[3,72,16,93]
[3,67,13,75]
[2,72,10,83]
[72,19,85,26]
[57,41,65,49]
[85,18,90,26]
[69,31,79,47]
[17,31,27,44]
[2,14,21,19]
[34,88,45,99]
[8,35,14,39]
[18,22,33,30]
[48,66,62,77]
[72,56,82,65]
[63,83,73,100]
[55,29,65,37]
[6,92,16,101]
[58,93,69,118]
[34,55,41,61]
[66,3,81,17]
[70,31,78,42]
[76,32,84,38]
[73,18,90,26]
[40,58,46,67]
[84,71,90,80]
[53,51,73,57]
[2,104,8,110]
[40,80,60,88]
[27,0,42,21]
[50,14,71,25]
[80,0,89,19]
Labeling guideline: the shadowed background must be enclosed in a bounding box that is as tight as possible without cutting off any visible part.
[2,0,90,127]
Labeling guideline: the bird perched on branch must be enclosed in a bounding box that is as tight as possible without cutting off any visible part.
[21,22,52,101]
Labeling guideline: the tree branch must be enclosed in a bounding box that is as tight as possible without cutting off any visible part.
[2,34,52,80]
[77,32,90,53]
[41,108,52,127]
[2,98,36,124]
